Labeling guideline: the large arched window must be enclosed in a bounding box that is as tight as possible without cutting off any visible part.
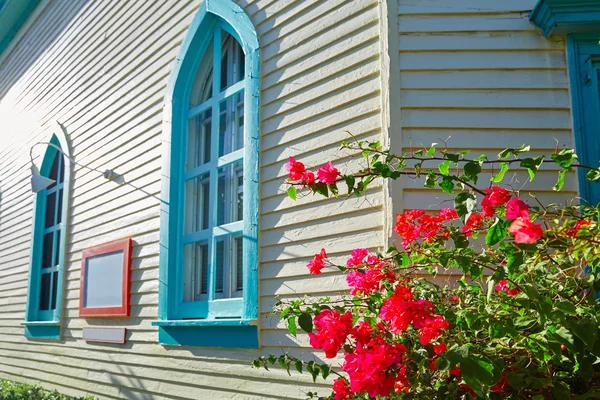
[154,0,259,348]
[23,127,71,340]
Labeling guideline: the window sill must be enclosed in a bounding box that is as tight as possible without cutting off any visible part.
[152,319,259,348]
[21,320,61,340]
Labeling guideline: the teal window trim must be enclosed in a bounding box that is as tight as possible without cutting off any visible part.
[0,0,40,56]
[531,1,600,206]
[154,0,260,348]
[23,124,72,340]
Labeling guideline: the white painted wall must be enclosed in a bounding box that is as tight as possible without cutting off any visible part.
[392,0,576,223]
[0,0,386,398]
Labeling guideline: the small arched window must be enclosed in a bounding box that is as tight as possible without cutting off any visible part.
[155,0,259,348]
[24,130,71,340]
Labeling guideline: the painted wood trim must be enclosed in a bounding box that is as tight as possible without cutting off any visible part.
[530,0,600,37]
[79,238,132,318]
[24,121,72,340]
[0,0,39,55]
[157,325,259,349]
[158,0,260,347]
[566,35,600,206]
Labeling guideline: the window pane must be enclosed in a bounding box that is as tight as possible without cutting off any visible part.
[220,32,244,92]
[215,239,225,294]
[51,271,58,310]
[187,109,212,169]
[54,229,61,266]
[235,236,243,294]
[58,154,64,184]
[48,152,59,183]
[185,173,210,233]
[218,92,244,157]
[42,233,53,268]
[190,38,214,108]
[217,161,243,226]
[183,241,209,302]
[39,273,51,311]
[45,191,56,228]
[56,189,63,224]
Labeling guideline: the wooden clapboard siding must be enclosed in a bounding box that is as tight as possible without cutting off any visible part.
[0,0,386,398]
[395,0,576,214]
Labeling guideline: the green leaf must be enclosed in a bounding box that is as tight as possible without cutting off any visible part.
[298,313,313,333]
[320,364,331,379]
[491,162,509,183]
[551,149,577,169]
[295,360,303,374]
[287,316,297,337]
[435,357,451,371]
[486,218,507,246]
[287,186,297,201]
[438,160,451,176]
[446,345,469,364]
[313,182,329,197]
[461,356,496,396]
[570,319,597,349]
[345,175,355,194]
[556,300,577,316]
[447,153,460,163]
[520,155,545,181]
[306,361,320,382]
[440,176,455,193]
[464,162,482,184]
[587,168,600,182]
[499,144,531,159]
[554,170,567,191]
[455,192,477,223]
[415,150,423,157]
[425,171,437,188]
[427,143,437,157]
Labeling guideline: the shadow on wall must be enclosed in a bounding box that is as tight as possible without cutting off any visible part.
[0,0,88,102]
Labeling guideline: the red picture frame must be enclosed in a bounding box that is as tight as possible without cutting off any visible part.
[79,238,132,317]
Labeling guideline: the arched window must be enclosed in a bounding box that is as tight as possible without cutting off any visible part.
[154,0,259,348]
[24,129,71,340]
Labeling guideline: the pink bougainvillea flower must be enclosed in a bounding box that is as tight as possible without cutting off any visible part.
[332,378,352,400]
[308,309,353,358]
[350,320,374,345]
[449,365,461,377]
[508,217,543,244]
[505,198,529,220]
[490,371,510,393]
[462,213,484,237]
[482,205,496,218]
[460,384,477,398]
[567,219,591,237]
[285,157,305,181]
[418,315,449,345]
[343,341,407,397]
[482,186,511,207]
[306,248,327,275]
[495,279,519,296]
[450,295,459,303]
[346,248,369,268]
[433,342,447,355]
[394,209,457,247]
[317,161,340,185]
[301,170,316,185]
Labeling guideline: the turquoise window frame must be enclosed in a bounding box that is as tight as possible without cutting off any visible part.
[0,0,40,56]
[531,0,600,206]
[22,127,71,340]
[153,0,260,348]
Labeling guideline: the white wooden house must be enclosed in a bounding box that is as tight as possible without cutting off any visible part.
[0,0,598,398]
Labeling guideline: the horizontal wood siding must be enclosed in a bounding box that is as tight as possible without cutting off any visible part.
[395,0,576,214]
[0,0,385,398]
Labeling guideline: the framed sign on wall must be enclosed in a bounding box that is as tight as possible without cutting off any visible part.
[79,238,132,317]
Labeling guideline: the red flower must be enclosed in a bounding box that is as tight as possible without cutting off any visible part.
[506,198,529,220]
[490,371,509,393]
[567,219,591,237]
[449,365,461,376]
[508,217,543,244]
[317,161,340,185]
[301,170,316,185]
[495,279,518,296]
[346,256,395,296]
[343,341,407,397]
[460,384,477,398]
[482,205,496,218]
[308,309,353,358]
[429,356,438,371]
[351,320,374,345]
[450,295,459,303]
[462,213,484,236]
[482,186,511,207]
[285,157,305,180]
[418,315,449,345]
[307,248,327,275]
[332,378,352,400]
[346,248,369,268]
[394,209,457,247]
[433,342,447,355]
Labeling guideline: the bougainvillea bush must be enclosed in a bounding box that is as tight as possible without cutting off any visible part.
[252,139,600,399]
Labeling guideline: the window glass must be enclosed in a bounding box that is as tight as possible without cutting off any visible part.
[39,273,51,311]
[44,192,56,228]
[183,241,209,302]
[190,39,214,108]
[185,173,210,234]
